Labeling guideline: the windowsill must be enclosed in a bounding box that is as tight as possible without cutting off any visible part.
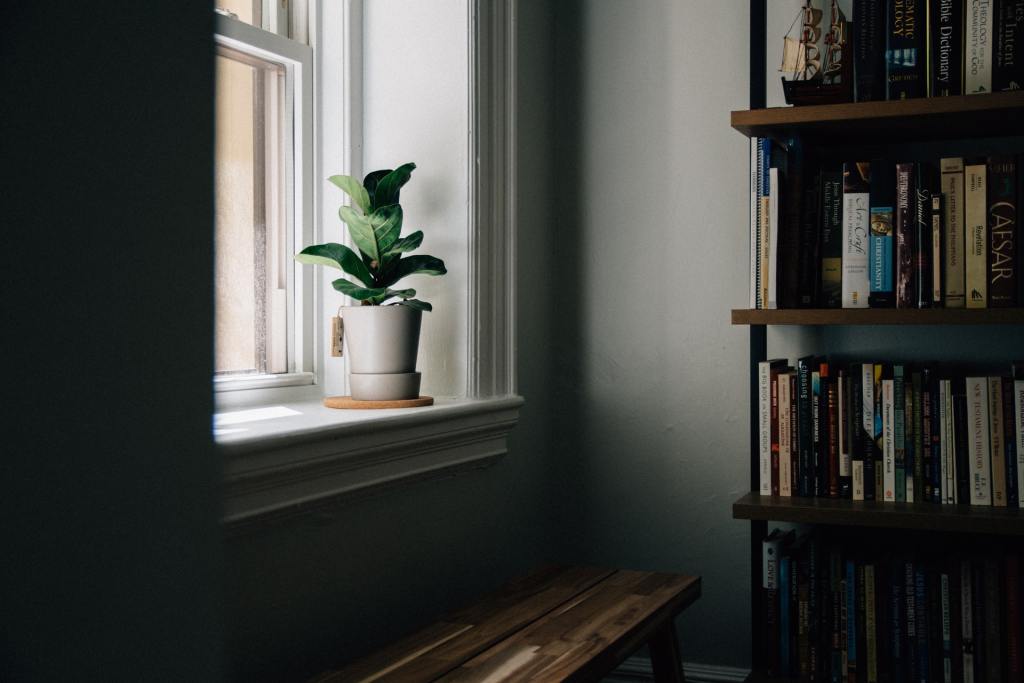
[217,394,523,526]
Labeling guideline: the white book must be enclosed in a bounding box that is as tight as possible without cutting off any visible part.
[939,379,951,504]
[842,163,871,308]
[965,0,994,94]
[989,377,1006,507]
[967,376,992,505]
[750,138,759,309]
[767,168,780,309]
[883,379,895,501]
[854,363,875,501]
[758,360,773,495]
[779,372,792,497]
[1016,379,1024,509]
[941,158,965,308]
[965,163,987,308]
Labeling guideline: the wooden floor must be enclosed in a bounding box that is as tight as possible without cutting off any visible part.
[311,565,701,683]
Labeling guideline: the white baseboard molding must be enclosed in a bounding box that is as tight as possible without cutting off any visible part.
[605,656,750,683]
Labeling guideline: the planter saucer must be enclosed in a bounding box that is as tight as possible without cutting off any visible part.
[323,395,434,410]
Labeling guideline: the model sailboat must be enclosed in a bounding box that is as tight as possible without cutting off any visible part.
[780,0,853,105]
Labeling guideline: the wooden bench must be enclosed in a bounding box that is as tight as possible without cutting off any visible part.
[311,565,701,683]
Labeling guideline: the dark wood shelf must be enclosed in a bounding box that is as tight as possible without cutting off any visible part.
[732,493,1024,536]
[730,307,1024,326]
[731,90,1024,141]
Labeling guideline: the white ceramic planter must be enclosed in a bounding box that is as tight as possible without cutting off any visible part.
[342,305,423,399]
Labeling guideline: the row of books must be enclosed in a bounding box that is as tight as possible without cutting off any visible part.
[851,0,1023,101]
[757,357,1024,506]
[748,143,1022,310]
[761,529,1023,682]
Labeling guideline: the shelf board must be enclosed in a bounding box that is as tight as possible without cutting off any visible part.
[732,493,1024,536]
[730,308,1024,326]
[731,90,1024,141]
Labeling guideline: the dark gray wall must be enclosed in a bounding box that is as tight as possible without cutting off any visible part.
[2,4,222,680]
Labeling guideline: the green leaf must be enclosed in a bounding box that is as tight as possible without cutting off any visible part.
[383,230,423,257]
[295,243,374,287]
[339,206,379,263]
[362,169,390,210]
[332,278,387,301]
[386,287,416,299]
[392,254,447,280]
[368,205,403,254]
[394,298,433,312]
[327,175,370,214]
[372,162,416,209]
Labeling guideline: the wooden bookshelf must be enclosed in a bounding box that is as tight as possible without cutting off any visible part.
[732,493,1024,537]
[731,308,1024,326]
[731,90,1024,141]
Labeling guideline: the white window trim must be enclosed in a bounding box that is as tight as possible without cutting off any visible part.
[219,0,520,526]
[213,14,315,391]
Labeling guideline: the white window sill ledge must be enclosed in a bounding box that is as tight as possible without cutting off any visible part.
[217,395,523,526]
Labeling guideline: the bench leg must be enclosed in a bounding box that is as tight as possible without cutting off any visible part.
[648,620,685,683]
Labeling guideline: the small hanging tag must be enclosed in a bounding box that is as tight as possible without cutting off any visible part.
[330,315,344,357]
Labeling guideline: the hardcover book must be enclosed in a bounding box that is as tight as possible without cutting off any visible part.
[843,162,872,308]
[931,0,965,95]
[989,376,1006,506]
[987,156,1017,307]
[966,0,995,93]
[870,161,896,307]
[821,168,845,308]
[896,162,917,308]
[941,157,967,307]
[760,359,788,494]
[931,193,944,305]
[966,376,992,505]
[915,163,936,308]
[856,0,888,100]
[965,162,988,308]
[887,0,927,98]
[994,0,1024,90]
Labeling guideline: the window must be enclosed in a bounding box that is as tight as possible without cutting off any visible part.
[213,10,313,391]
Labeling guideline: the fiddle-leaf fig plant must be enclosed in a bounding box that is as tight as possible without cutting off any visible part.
[295,162,446,311]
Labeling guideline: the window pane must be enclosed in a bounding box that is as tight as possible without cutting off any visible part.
[214,0,261,28]
[214,47,288,375]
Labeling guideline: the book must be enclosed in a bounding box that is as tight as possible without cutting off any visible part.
[780,552,793,675]
[941,157,967,308]
[887,0,927,98]
[760,359,788,494]
[870,161,896,308]
[839,368,853,498]
[966,0,995,93]
[821,168,845,308]
[982,557,1001,683]
[750,138,761,309]
[915,162,936,308]
[873,363,885,500]
[856,0,888,101]
[790,373,799,496]
[994,0,1024,91]
[1016,378,1024,508]
[847,558,859,681]
[931,193,944,305]
[798,356,814,497]
[827,366,840,498]
[768,166,780,309]
[865,562,878,682]
[967,376,992,505]
[761,139,773,309]
[764,528,790,677]
[895,364,908,502]
[883,377,896,501]
[813,365,823,498]
[854,364,867,501]
[1007,553,1022,681]
[797,163,821,308]
[954,377,972,504]
[931,0,965,95]
[1003,376,1020,507]
[843,162,872,308]
[961,559,975,683]
[780,368,794,497]
[896,162,917,308]
[989,376,1007,506]
[965,162,988,308]
[988,155,1018,307]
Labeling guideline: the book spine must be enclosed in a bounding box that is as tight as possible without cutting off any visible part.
[896,163,917,308]
[780,142,806,310]
[841,370,853,497]
[844,162,872,308]
[866,563,878,683]
[888,0,928,98]
[781,553,792,676]
[941,157,967,307]
[932,193,944,305]
[884,378,897,501]
[896,365,908,501]
[857,0,888,101]
[781,370,793,497]
[1007,553,1022,681]
[813,367,823,497]
[915,163,934,308]
[914,370,926,502]
[993,0,1024,90]
[988,155,1018,307]
[961,560,975,683]
[772,367,782,496]
[989,376,1006,506]
[955,378,972,504]
[874,364,886,500]
[848,559,858,682]
[1017,379,1024,507]
[983,557,1002,683]
[1003,376,1020,506]
[865,364,879,500]
[941,569,953,683]
[764,530,783,677]
[829,370,840,498]
[822,169,845,308]
[972,560,986,683]
[905,560,918,682]
[965,162,988,307]
[931,0,965,95]
[799,357,814,497]
[751,138,760,309]
[768,167,780,309]
[759,360,773,494]
[967,376,993,505]
[797,166,822,308]
[791,374,800,495]
[930,375,943,503]
[870,161,896,307]
[966,0,995,93]
[853,365,866,501]
[916,566,930,683]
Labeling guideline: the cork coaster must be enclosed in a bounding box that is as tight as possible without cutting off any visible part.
[323,395,434,410]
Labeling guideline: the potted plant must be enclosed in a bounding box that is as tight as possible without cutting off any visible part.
[296,162,446,401]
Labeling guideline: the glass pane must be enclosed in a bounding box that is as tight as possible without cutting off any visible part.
[214,47,288,375]
[214,0,260,28]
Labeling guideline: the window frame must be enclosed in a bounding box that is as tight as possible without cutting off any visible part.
[213,14,315,393]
